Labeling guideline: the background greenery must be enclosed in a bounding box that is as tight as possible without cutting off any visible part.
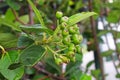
[0,0,120,80]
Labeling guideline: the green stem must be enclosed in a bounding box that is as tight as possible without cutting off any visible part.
[46,46,58,56]
[27,0,45,27]
[53,20,60,36]
[56,48,67,53]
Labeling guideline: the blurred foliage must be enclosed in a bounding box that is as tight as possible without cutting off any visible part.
[0,0,120,80]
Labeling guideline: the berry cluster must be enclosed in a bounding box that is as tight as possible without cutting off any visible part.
[55,11,83,65]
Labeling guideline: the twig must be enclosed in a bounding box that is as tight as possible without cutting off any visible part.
[11,8,26,25]
[34,64,66,80]
[28,4,34,25]
[88,0,105,80]
[5,47,25,51]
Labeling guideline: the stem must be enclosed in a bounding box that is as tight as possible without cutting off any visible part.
[5,47,25,51]
[34,64,66,80]
[28,4,34,25]
[27,0,45,27]
[56,48,67,53]
[88,0,105,80]
[0,45,6,54]
[53,20,60,36]
[46,46,58,56]
[11,8,26,25]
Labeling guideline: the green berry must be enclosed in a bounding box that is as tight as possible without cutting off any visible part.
[60,22,67,29]
[60,56,70,63]
[70,57,76,62]
[71,34,80,44]
[55,58,63,65]
[56,11,63,19]
[61,16,69,22]
[62,36,71,45]
[68,43,75,51]
[76,45,81,54]
[66,51,75,57]
[78,35,83,43]
[69,27,76,34]
[62,28,69,36]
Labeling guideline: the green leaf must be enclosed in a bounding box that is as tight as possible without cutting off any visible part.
[45,58,61,75]
[20,24,53,35]
[17,36,34,47]
[86,60,94,68]
[25,67,36,75]
[101,50,114,57]
[0,18,21,32]
[97,30,109,37]
[85,60,94,72]
[67,12,96,26]
[19,45,46,66]
[80,74,92,80]
[116,73,120,78]
[0,67,24,80]
[19,15,29,24]
[91,69,100,79]
[6,0,20,10]
[75,53,82,62]
[65,61,82,76]
[69,70,83,80]
[0,33,18,48]
[5,8,15,21]
[27,0,45,27]
[8,50,19,63]
[106,10,120,23]
[0,52,24,80]
[112,31,120,39]
[0,73,6,79]
[8,63,22,70]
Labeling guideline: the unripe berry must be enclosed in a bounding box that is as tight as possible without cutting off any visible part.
[68,27,76,34]
[56,11,63,19]
[78,35,83,43]
[61,16,69,22]
[76,45,81,54]
[71,34,80,45]
[62,28,69,36]
[55,58,63,65]
[66,51,75,57]
[68,43,75,51]
[60,56,70,63]
[60,22,67,29]
[70,57,76,62]
[62,36,71,45]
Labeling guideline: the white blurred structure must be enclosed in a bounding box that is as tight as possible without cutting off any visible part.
[81,14,120,80]
[81,51,119,80]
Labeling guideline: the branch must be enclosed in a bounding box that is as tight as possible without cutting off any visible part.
[34,63,66,80]
[28,4,34,25]
[88,0,105,80]
[5,47,25,51]
[11,8,26,25]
